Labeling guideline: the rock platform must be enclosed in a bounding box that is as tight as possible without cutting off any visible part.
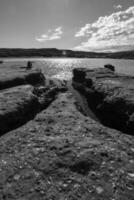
[73,67,134,134]
[0,63,134,199]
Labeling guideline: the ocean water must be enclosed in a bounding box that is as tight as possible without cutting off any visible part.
[4,58,134,80]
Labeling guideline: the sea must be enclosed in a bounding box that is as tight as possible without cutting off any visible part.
[3,58,134,80]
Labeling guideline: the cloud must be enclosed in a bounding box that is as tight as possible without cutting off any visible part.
[75,24,92,37]
[74,6,134,52]
[36,27,63,42]
[114,5,122,10]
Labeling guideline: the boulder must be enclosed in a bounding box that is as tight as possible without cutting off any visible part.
[104,64,115,71]
[27,61,32,69]
[0,85,40,134]
[73,68,94,83]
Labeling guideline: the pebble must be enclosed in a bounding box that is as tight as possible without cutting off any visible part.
[14,174,20,180]
[128,173,134,178]
[131,148,134,152]
[34,171,40,177]
[129,160,134,163]
[96,186,104,194]
[74,184,80,188]
[1,160,7,165]
[63,183,68,188]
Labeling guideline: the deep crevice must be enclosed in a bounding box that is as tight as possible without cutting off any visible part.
[68,81,100,122]
[72,82,133,135]
[0,84,68,136]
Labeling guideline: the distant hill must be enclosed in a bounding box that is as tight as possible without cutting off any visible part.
[0,48,134,59]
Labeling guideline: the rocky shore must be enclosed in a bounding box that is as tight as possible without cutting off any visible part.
[0,63,134,199]
[73,67,134,134]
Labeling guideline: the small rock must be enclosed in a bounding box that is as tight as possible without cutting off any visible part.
[1,160,7,165]
[63,183,68,188]
[96,186,104,194]
[14,174,21,180]
[128,173,134,178]
[74,184,80,189]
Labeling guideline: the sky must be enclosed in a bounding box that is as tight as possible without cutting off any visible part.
[0,0,134,52]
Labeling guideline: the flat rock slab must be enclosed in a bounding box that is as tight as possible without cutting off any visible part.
[0,70,67,135]
[0,64,45,90]
[0,92,134,199]
[0,85,39,134]
[73,68,134,134]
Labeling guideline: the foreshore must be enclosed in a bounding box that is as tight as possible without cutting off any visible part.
[0,62,134,199]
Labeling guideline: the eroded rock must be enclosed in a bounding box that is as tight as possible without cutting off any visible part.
[0,92,133,199]
[0,78,67,134]
[0,65,45,90]
[0,85,39,134]
[104,64,115,71]
[72,67,134,134]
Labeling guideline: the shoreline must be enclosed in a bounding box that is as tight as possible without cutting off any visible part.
[1,56,134,60]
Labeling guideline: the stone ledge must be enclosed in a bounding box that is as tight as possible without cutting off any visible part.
[72,67,134,134]
[0,65,45,90]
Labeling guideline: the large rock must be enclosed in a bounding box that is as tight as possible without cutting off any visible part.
[0,92,134,199]
[0,65,45,90]
[0,85,40,134]
[72,67,134,134]
[104,64,115,71]
[0,78,67,134]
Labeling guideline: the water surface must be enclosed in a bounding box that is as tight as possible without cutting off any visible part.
[3,58,134,80]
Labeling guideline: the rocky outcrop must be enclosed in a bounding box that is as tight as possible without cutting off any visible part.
[72,67,134,134]
[0,91,134,199]
[0,65,45,90]
[0,80,67,135]
[104,64,115,71]
[0,64,67,135]
[0,85,39,134]
[33,78,67,109]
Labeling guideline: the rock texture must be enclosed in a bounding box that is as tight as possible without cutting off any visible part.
[0,64,45,90]
[0,91,134,199]
[0,63,134,199]
[73,67,134,134]
[0,85,39,134]
[0,64,67,135]
[104,64,115,71]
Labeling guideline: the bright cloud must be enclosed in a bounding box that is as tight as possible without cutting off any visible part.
[36,27,63,42]
[114,5,122,10]
[74,6,134,52]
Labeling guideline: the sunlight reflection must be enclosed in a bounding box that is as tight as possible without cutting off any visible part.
[51,58,78,65]
[52,71,72,80]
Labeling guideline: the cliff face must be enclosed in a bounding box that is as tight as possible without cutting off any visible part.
[73,67,134,134]
[0,62,134,199]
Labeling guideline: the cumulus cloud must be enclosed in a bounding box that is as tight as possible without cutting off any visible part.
[114,5,122,10]
[74,6,134,52]
[75,24,92,37]
[36,27,63,42]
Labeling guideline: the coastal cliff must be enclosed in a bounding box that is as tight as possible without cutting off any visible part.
[0,63,134,199]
